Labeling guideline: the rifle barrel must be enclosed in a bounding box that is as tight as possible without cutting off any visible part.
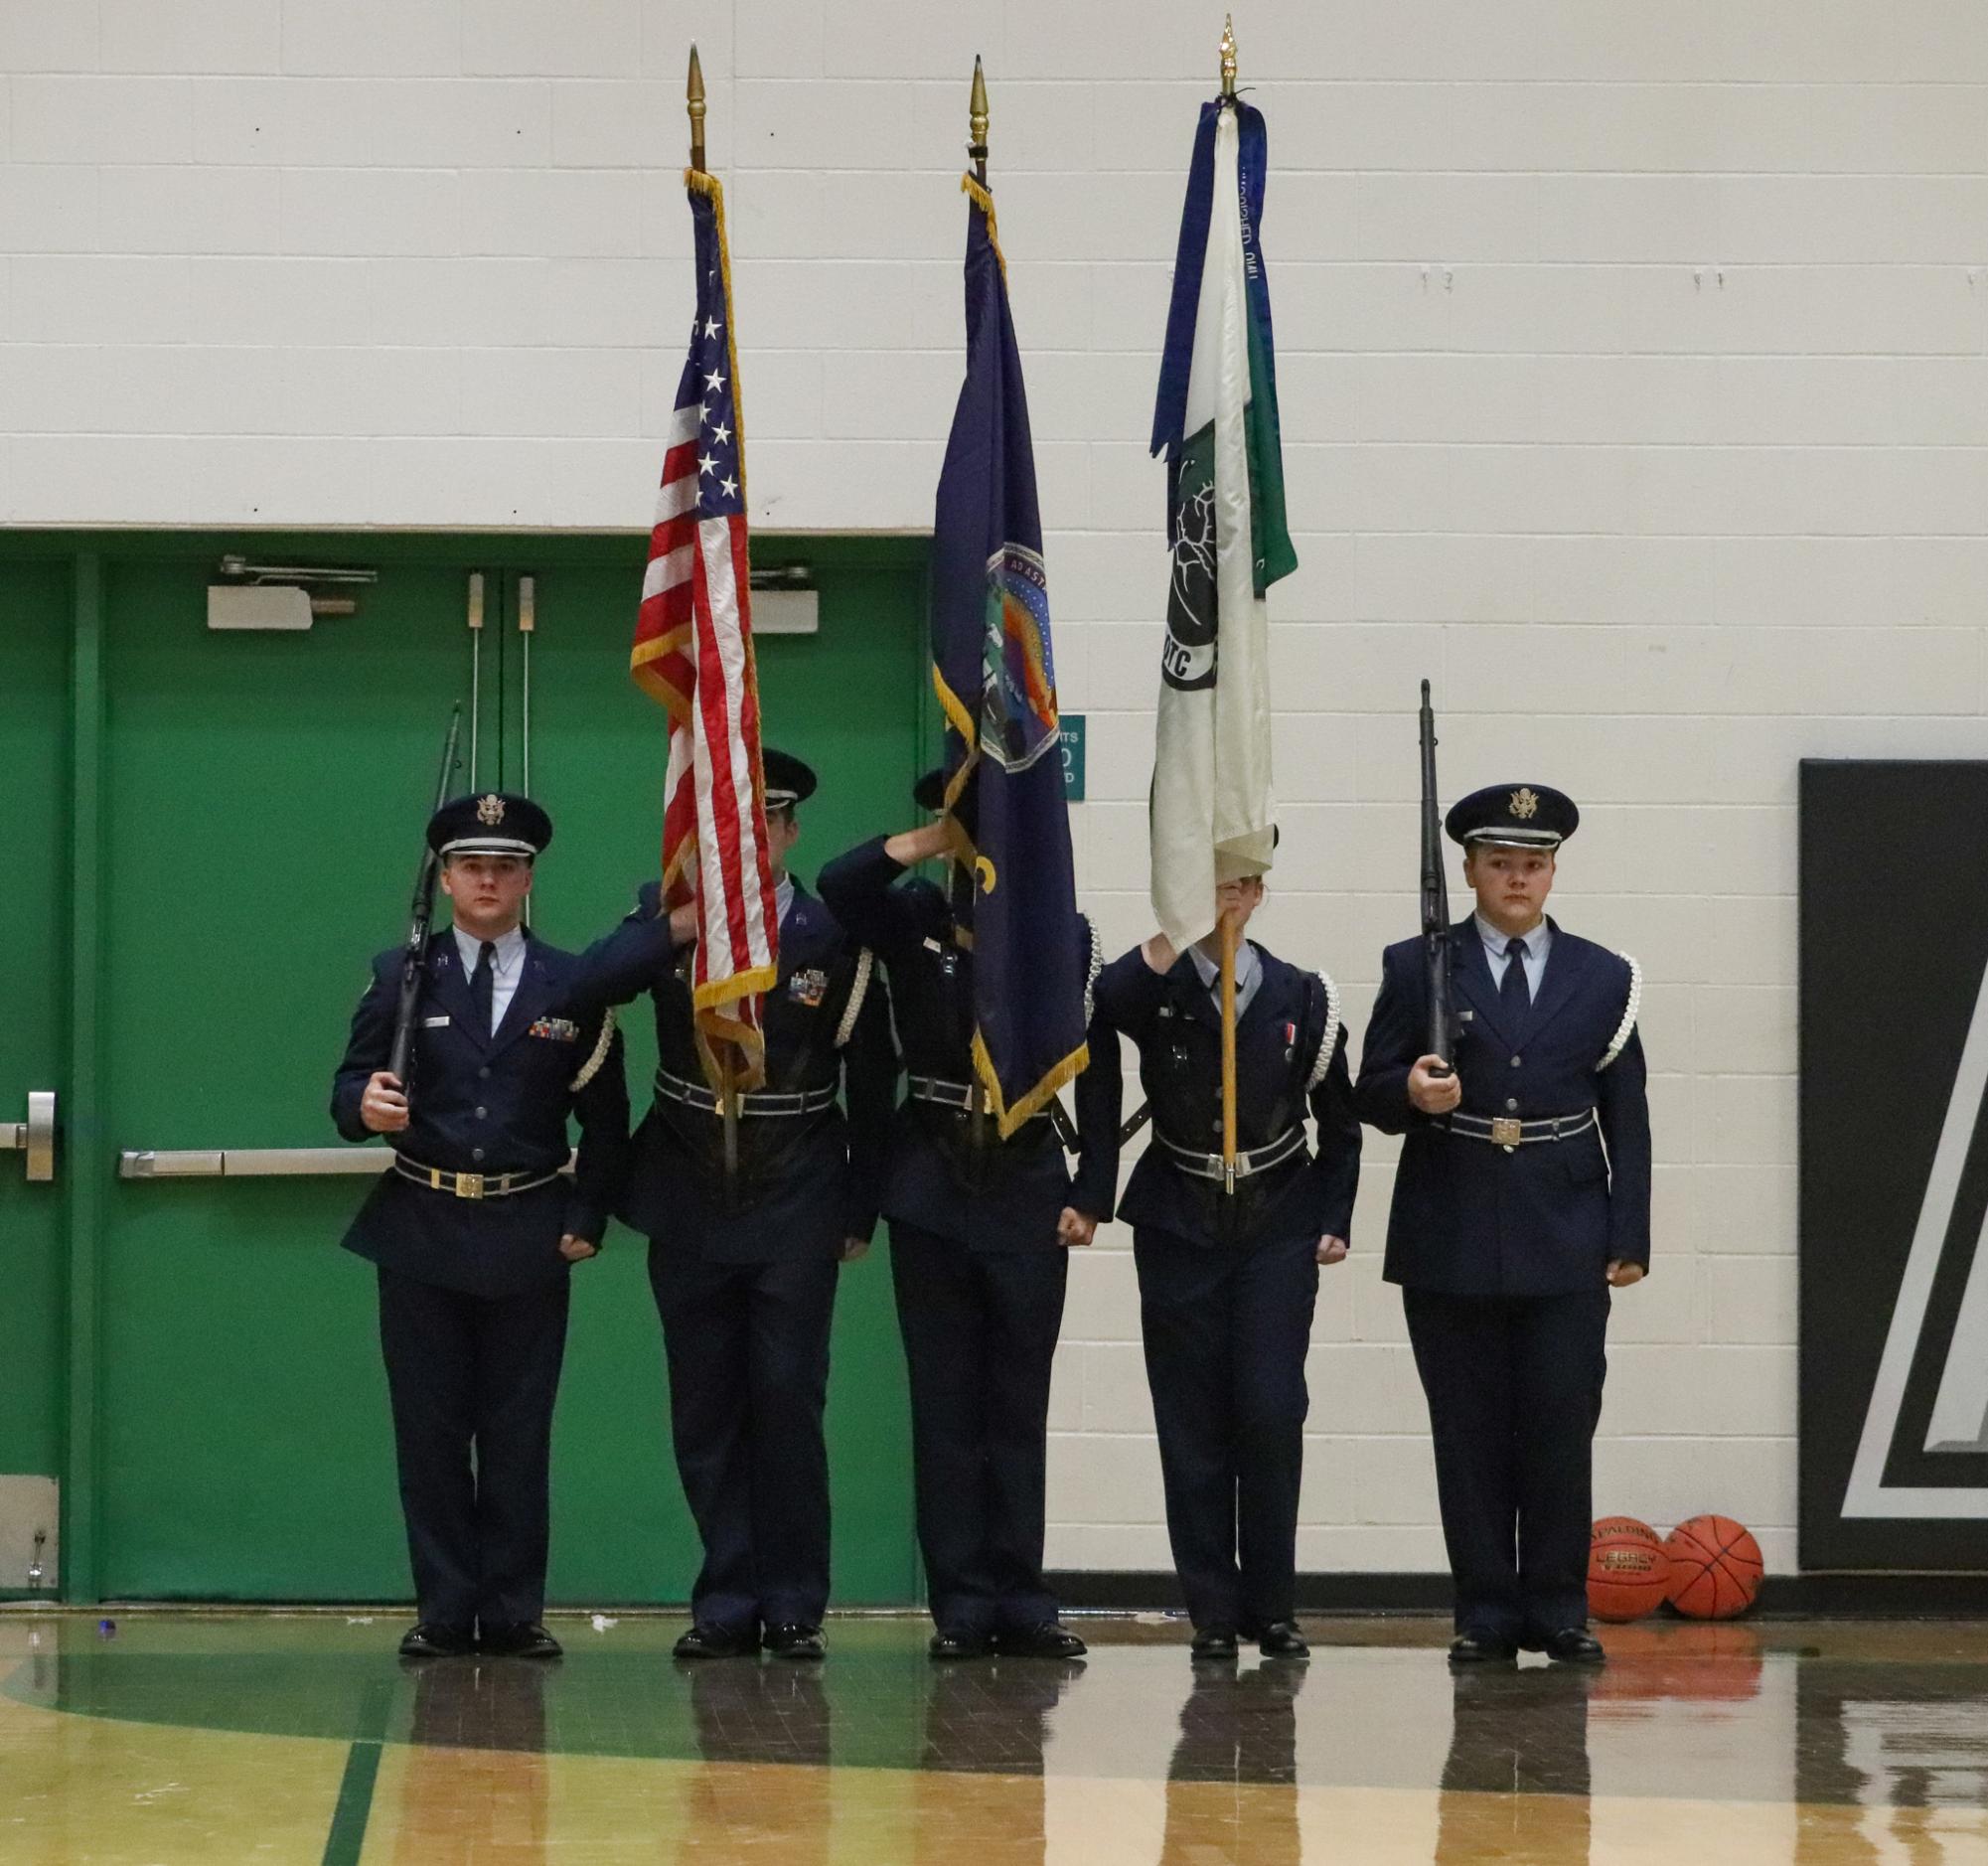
[386,706,463,1085]
[1419,682,1455,1069]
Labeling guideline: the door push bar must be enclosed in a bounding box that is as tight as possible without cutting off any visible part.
[3,1092,57,1182]
[118,1147,578,1181]
[119,1147,391,1180]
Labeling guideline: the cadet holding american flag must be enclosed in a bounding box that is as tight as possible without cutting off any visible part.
[564,55,894,1664]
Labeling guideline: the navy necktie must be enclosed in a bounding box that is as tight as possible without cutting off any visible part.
[1500,935,1531,1023]
[472,940,496,1035]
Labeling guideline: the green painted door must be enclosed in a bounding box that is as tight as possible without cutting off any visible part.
[71,534,925,1605]
[0,559,72,1598]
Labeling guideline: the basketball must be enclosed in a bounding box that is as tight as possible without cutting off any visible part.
[1664,1515,1764,1620]
[1587,1516,1673,1621]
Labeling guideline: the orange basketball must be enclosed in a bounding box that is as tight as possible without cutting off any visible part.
[1664,1514,1763,1620]
[1587,1516,1673,1622]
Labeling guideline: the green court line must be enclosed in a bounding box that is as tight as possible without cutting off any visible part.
[320,1678,391,1866]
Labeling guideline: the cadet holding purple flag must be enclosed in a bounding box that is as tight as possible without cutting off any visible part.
[819,62,1119,1664]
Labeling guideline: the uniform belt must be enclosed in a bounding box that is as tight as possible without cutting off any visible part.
[1445,1108,1598,1149]
[907,1075,1048,1125]
[1154,1124,1307,1182]
[392,1156,559,1200]
[654,1068,838,1119]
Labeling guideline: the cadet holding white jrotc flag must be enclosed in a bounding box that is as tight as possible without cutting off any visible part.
[333,792,630,1661]
[1354,783,1651,1668]
[1092,870,1360,1663]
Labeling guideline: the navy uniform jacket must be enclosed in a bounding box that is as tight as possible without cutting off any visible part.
[562,880,896,1265]
[331,933,631,1301]
[815,836,1120,1251]
[1353,918,1651,1296]
[1092,942,1359,1250]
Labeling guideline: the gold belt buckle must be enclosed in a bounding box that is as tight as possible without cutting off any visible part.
[1489,1118,1523,1147]
[454,1171,485,1200]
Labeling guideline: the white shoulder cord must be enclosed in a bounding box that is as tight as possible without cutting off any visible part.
[569,1008,619,1092]
[1598,955,1642,1072]
[1084,918,1104,1025]
[834,948,875,1049]
[1306,971,1342,1090]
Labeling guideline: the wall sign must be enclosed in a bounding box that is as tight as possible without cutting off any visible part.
[1059,715,1086,802]
[1801,759,1988,1569]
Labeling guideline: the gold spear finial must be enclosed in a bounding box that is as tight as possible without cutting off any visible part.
[969,55,990,179]
[688,43,706,172]
[1220,15,1238,97]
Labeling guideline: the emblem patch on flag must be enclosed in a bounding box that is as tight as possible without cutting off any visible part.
[981,544,1060,772]
[1163,431,1218,693]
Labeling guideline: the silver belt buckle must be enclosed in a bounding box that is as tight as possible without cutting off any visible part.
[1489,1118,1523,1147]
[454,1171,485,1200]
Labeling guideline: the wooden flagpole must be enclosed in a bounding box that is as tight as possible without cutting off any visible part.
[688,42,738,1184]
[963,55,992,1159]
[1218,18,1241,1198]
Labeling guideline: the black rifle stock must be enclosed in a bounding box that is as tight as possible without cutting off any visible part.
[386,705,464,1089]
[1420,681,1458,1072]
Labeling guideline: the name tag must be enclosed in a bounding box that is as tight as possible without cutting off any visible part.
[422,1014,451,1028]
[530,1018,579,1042]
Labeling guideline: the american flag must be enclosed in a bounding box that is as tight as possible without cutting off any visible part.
[631,172,778,1087]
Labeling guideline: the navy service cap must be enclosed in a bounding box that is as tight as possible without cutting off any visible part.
[762,748,818,811]
[914,763,978,838]
[912,765,953,813]
[428,792,552,860]
[1446,783,1579,850]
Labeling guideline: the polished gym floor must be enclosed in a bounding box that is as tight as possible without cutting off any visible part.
[4,1612,1986,1864]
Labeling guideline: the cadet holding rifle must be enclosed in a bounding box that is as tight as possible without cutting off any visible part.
[332,778,629,1661]
[1354,689,1650,1669]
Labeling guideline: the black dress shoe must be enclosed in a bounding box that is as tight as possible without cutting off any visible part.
[1448,1632,1519,1666]
[1256,1620,1310,1659]
[764,1623,827,1661]
[1189,1628,1239,1662]
[994,1621,1088,1660]
[1542,1627,1606,1666]
[398,1622,475,1659]
[481,1621,562,1659]
[928,1628,993,1660]
[673,1622,760,1660]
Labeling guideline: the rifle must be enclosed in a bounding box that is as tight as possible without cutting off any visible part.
[1420,681,1459,1073]
[386,705,464,1091]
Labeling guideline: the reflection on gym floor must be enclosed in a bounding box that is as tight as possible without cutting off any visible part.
[5,1614,1988,1863]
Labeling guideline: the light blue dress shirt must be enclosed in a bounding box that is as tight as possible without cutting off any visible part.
[1474,913,1552,1000]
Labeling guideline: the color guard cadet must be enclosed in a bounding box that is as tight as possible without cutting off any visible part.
[565,750,896,1662]
[816,768,1120,1662]
[332,792,629,1661]
[1354,784,1650,1667]
[1092,870,1360,1663]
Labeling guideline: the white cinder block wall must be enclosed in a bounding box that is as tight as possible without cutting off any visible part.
[10,1,1988,1575]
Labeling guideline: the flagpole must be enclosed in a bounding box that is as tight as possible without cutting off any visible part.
[1218,15,1241,1198]
[688,40,740,1187]
[1220,911,1240,1194]
[969,55,989,186]
[963,53,992,1162]
[688,43,706,174]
